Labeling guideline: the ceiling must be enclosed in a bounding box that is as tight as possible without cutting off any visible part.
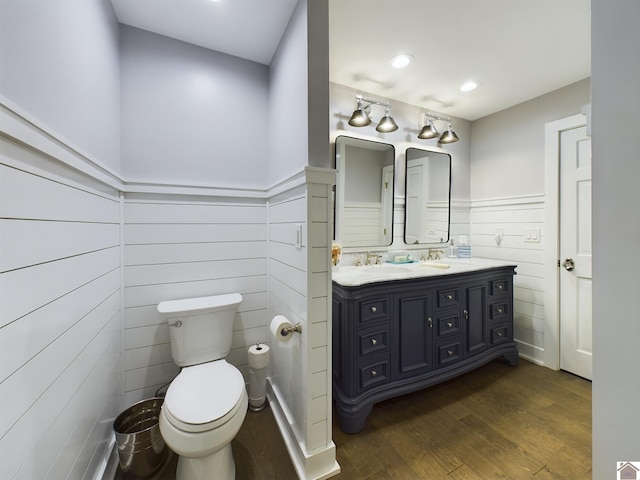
[110,0,591,121]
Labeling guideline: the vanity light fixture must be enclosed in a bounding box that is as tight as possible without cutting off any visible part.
[418,113,460,144]
[348,95,399,133]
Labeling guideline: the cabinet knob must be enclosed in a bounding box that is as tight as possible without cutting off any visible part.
[370,306,377,313]
[497,307,503,314]
[447,350,454,356]
[370,370,378,377]
[446,322,453,328]
[371,338,377,346]
[497,284,504,290]
[427,317,433,328]
[496,331,504,337]
[446,293,453,300]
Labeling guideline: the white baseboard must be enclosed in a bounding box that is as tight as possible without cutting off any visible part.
[94,434,119,480]
[266,379,340,480]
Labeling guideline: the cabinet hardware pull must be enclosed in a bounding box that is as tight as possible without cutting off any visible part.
[446,293,453,300]
[464,309,469,320]
[371,338,377,346]
[497,284,504,290]
[447,350,453,356]
[427,317,433,328]
[371,370,377,377]
[446,322,453,328]
[497,308,503,314]
[370,306,377,313]
[496,331,504,337]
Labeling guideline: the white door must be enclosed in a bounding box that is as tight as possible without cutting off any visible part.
[559,125,592,380]
[405,159,427,244]
[380,165,394,244]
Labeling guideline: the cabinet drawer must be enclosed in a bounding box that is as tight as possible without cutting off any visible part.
[436,339,462,368]
[490,302,510,322]
[437,287,460,309]
[359,328,390,358]
[358,296,391,324]
[436,312,461,337]
[359,360,389,391]
[490,278,510,296]
[490,323,512,344]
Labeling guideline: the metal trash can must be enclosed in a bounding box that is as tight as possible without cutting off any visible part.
[113,397,166,479]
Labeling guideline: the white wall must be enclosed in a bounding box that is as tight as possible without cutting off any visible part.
[121,193,268,404]
[0,1,123,478]
[120,25,269,187]
[591,1,640,477]
[0,0,121,172]
[0,108,123,480]
[468,80,590,365]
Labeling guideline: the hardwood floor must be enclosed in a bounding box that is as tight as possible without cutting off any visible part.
[116,359,591,479]
[332,359,591,479]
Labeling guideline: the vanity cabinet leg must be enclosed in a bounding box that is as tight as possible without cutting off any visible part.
[504,348,519,366]
[336,403,373,434]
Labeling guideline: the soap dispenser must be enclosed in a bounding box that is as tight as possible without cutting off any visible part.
[448,239,457,258]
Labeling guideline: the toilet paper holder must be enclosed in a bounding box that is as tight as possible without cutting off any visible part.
[280,323,302,336]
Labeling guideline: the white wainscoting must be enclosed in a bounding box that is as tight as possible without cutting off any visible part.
[470,195,546,364]
[122,194,268,404]
[266,169,339,480]
[391,199,470,251]
[0,134,122,479]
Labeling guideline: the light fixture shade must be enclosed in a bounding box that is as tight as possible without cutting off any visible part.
[376,113,398,133]
[439,125,459,144]
[418,122,440,139]
[348,106,371,127]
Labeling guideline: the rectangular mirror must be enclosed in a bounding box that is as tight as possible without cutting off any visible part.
[404,147,452,244]
[334,136,395,248]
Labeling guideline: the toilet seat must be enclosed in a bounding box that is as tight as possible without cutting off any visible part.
[163,360,245,433]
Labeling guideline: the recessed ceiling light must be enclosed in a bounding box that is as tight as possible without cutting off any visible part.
[390,54,414,69]
[460,81,479,92]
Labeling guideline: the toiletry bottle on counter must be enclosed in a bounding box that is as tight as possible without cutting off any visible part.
[448,239,457,258]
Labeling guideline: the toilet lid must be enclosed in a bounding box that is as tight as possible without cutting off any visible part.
[164,360,245,431]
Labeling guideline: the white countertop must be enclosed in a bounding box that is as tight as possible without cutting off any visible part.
[331,258,517,287]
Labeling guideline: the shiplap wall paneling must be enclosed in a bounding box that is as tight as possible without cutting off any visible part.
[341,203,381,247]
[470,197,545,363]
[122,196,268,404]
[0,152,122,480]
[307,182,332,451]
[267,185,308,442]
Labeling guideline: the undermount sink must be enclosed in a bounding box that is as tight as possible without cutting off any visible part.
[417,262,451,269]
[365,265,413,274]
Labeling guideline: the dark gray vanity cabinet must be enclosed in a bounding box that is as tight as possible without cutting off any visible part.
[332,266,519,434]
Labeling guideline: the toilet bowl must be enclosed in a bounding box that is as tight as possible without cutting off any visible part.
[157,293,246,480]
[159,361,247,479]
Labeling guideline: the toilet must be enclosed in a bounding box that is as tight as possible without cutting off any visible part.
[157,293,247,480]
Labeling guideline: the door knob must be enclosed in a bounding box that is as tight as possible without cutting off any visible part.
[562,258,575,271]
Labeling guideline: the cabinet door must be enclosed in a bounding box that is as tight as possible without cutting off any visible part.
[394,290,433,378]
[464,282,488,357]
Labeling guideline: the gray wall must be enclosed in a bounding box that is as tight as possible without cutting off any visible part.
[267,0,329,184]
[0,0,121,172]
[470,78,590,199]
[120,25,269,187]
[591,1,640,477]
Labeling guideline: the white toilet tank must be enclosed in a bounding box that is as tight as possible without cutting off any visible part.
[157,293,242,367]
